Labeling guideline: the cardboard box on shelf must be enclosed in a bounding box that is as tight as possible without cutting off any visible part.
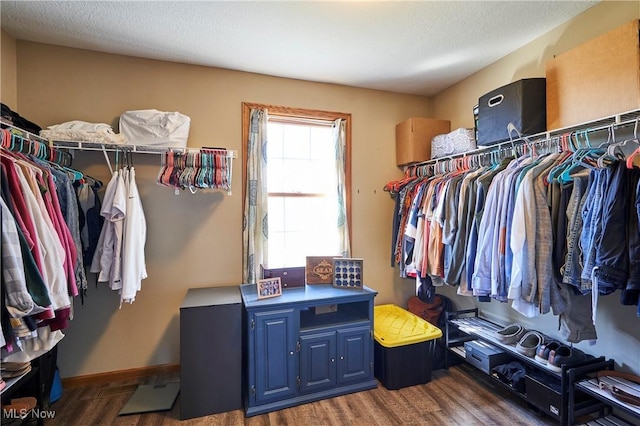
[395,117,450,166]
[546,19,640,130]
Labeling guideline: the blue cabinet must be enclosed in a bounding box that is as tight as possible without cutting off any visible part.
[253,309,298,404]
[337,326,372,385]
[240,284,377,416]
[300,330,337,394]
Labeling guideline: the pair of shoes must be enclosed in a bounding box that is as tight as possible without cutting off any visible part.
[495,324,527,345]
[535,340,561,364]
[516,331,545,358]
[547,345,587,372]
[1,361,32,378]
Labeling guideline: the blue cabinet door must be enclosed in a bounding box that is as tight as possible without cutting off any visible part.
[337,325,373,385]
[299,331,336,394]
[253,309,298,404]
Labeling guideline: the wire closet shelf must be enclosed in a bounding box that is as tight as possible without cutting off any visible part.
[406,108,640,176]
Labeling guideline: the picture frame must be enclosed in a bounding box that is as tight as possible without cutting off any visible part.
[305,256,334,285]
[332,258,364,290]
[257,277,283,299]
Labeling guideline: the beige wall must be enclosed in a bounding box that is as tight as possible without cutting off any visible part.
[7,0,640,379]
[432,0,640,376]
[14,42,428,378]
[433,0,640,129]
[1,28,18,109]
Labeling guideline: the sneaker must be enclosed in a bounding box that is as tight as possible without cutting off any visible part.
[494,324,527,345]
[534,340,561,364]
[547,345,587,372]
[516,331,544,358]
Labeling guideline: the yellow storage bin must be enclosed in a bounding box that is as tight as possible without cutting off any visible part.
[374,304,442,347]
[373,304,443,390]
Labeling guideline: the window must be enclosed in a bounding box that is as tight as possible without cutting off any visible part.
[242,103,352,269]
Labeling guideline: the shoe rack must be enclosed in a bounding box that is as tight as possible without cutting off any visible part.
[444,309,612,425]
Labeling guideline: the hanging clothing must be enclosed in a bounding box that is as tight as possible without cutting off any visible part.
[0,146,82,361]
[91,165,147,306]
[120,167,148,304]
[91,170,124,288]
[387,141,640,340]
[1,197,50,318]
[76,179,104,268]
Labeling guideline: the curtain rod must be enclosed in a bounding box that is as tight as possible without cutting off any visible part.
[408,109,640,169]
[268,114,334,127]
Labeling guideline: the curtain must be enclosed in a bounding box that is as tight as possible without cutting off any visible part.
[333,118,351,257]
[243,108,269,283]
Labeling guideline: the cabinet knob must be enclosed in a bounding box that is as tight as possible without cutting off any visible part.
[290,351,294,355]
[340,356,344,360]
[331,358,335,362]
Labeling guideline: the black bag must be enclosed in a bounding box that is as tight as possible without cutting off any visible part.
[1,103,42,134]
[477,78,546,146]
[408,286,454,371]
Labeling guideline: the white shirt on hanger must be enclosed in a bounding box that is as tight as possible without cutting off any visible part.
[120,167,147,305]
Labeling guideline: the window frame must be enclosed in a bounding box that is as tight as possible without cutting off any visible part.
[241,102,352,252]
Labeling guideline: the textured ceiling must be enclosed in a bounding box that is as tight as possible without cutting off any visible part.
[1,1,599,96]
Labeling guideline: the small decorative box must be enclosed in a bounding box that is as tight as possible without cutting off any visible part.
[332,258,364,289]
[306,256,334,284]
[260,265,305,289]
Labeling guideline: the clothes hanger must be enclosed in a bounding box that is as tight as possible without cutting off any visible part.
[558,147,605,185]
[625,116,640,169]
[1,129,9,148]
[383,164,417,193]
[593,124,618,168]
[31,139,85,182]
[193,151,204,188]
[546,131,583,184]
[606,115,639,163]
[546,136,575,185]
[157,150,168,186]
[627,147,640,169]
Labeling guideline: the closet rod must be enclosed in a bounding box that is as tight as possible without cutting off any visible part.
[0,119,50,144]
[408,108,640,169]
[1,120,73,166]
[51,139,237,158]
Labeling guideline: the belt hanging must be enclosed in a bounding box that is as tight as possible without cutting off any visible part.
[596,370,640,406]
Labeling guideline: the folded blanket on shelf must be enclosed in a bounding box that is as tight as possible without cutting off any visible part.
[40,120,126,145]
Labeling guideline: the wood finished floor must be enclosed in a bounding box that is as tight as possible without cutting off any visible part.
[45,365,558,426]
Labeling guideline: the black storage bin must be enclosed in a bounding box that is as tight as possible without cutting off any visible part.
[374,340,436,390]
[525,372,563,420]
[477,78,546,146]
[525,370,592,421]
[180,287,242,419]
